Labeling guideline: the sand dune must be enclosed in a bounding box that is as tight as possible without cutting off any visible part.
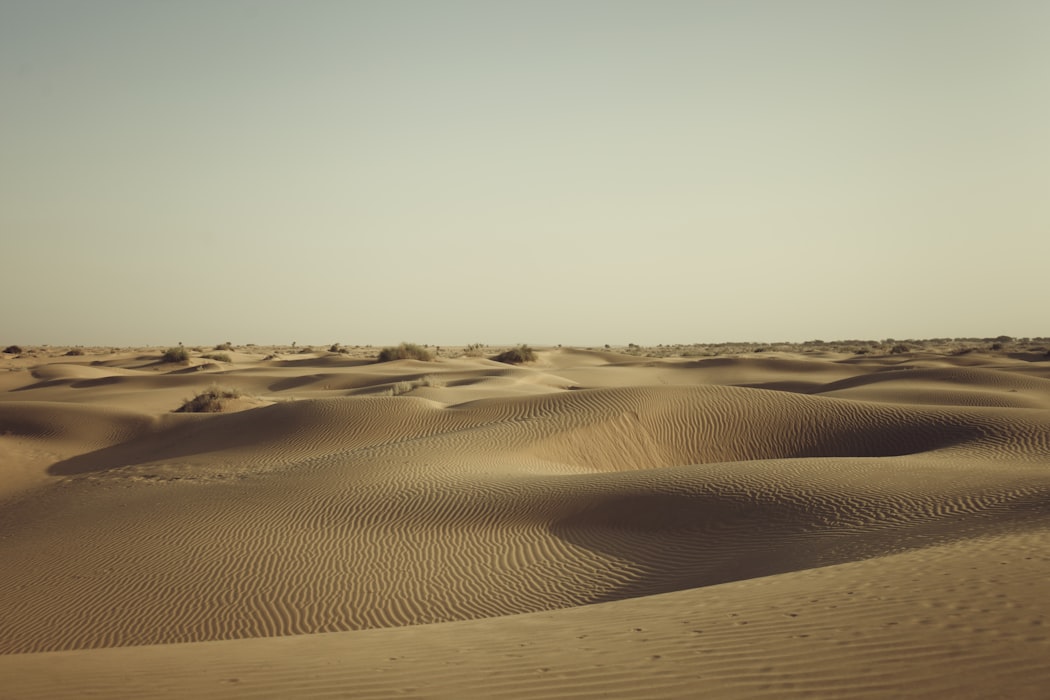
[1,344,1048,698]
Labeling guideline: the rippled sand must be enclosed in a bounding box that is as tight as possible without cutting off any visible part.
[2,344,1048,698]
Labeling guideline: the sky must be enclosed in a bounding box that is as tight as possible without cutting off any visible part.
[2,0,1048,347]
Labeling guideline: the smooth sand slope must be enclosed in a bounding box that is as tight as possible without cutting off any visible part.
[1,344,1049,698]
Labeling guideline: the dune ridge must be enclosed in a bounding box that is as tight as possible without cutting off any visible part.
[1,344,1048,697]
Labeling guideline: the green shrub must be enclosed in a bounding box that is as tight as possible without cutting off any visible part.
[377,342,434,362]
[162,346,190,363]
[175,386,244,413]
[492,344,537,364]
[200,352,232,363]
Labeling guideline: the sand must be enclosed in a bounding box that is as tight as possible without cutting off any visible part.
[1,342,1049,698]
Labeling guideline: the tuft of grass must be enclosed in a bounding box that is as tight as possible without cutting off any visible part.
[200,352,232,363]
[492,344,537,364]
[175,386,244,413]
[162,346,190,363]
[383,375,444,396]
[377,342,434,362]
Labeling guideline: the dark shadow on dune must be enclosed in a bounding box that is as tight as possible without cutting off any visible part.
[549,485,1050,606]
[743,366,1050,398]
[270,357,375,369]
[735,380,825,394]
[11,378,76,392]
[46,401,321,476]
[268,374,336,392]
[69,375,142,389]
[46,415,236,476]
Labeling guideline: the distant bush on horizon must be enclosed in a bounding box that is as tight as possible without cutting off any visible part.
[161,346,190,363]
[492,344,537,365]
[200,352,232,363]
[377,342,434,362]
[3,345,22,354]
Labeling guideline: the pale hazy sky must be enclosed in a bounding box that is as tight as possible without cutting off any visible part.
[2,1,1047,347]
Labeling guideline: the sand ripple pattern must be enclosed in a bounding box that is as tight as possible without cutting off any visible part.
[1,349,1050,674]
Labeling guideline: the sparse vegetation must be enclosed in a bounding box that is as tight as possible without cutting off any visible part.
[383,375,444,396]
[889,344,910,355]
[201,352,232,363]
[3,345,22,354]
[65,347,85,356]
[329,343,349,354]
[492,344,537,364]
[377,342,434,362]
[214,342,234,351]
[174,386,244,413]
[161,346,190,363]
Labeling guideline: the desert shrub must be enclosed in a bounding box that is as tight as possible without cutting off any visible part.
[329,343,350,353]
[298,346,314,354]
[3,345,22,354]
[889,344,910,355]
[377,342,434,362]
[214,342,234,351]
[200,352,232,363]
[65,347,85,356]
[175,386,244,413]
[162,346,190,363]
[384,375,444,396]
[492,344,537,364]
[990,343,1003,351]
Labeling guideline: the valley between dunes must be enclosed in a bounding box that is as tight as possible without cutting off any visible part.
[1,343,1049,699]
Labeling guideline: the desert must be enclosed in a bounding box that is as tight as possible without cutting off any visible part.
[1,338,1049,698]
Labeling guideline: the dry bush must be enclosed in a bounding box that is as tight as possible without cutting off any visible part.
[492,344,537,364]
[377,342,434,362]
[200,352,232,363]
[162,346,190,363]
[175,386,244,413]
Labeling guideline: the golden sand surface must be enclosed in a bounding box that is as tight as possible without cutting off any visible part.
[1,341,1048,698]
